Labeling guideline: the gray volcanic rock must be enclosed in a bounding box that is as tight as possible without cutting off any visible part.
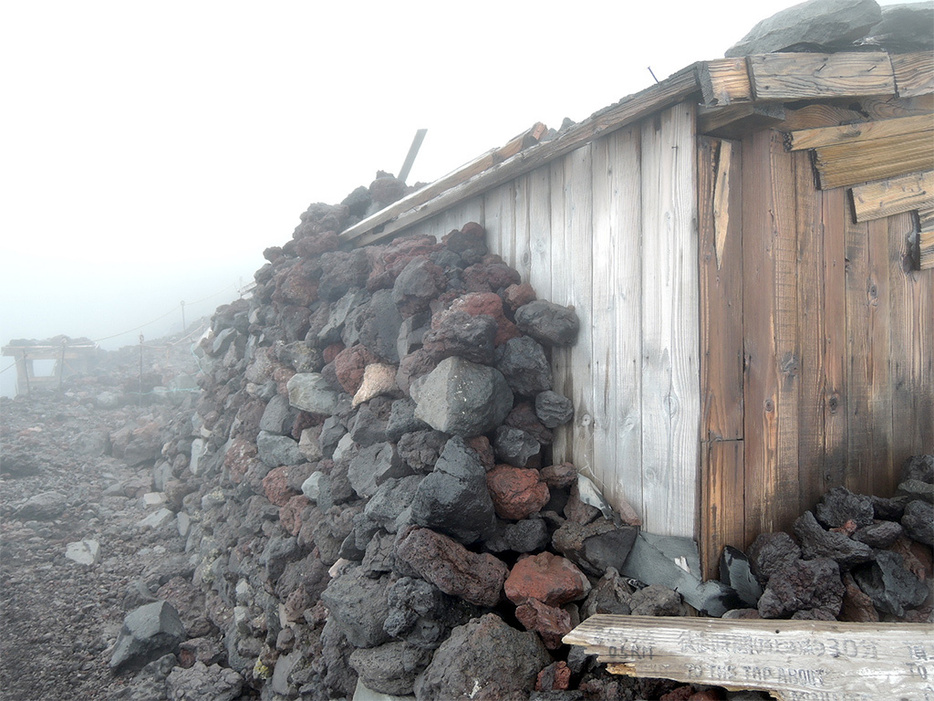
[349,641,432,696]
[514,300,580,347]
[320,568,392,649]
[109,601,187,674]
[15,491,66,521]
[726,0,882,57]
[358,289,404,363]
[815,486,874,528]
[794,510,873,568]
[866,2,934,52]
[853,550,928,617]
[409,436,497,543]
[535,390,574,428]
[421,309,498,365]
[496,336,553,396]
[902,499,934,545]
[255,430,304,467]
[414,613,549,701]
[757,558,845,619]
[287,372,342,415]
[410,356,513,437]
[747,532,802,581]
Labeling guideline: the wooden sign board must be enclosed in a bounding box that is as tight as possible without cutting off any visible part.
[564,615,934,700]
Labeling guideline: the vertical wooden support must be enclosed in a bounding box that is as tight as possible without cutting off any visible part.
[698,136,745,574]
[742,129,800,538]
[550,157,570,465]
[525,166,553,300]
[640,104,699,538]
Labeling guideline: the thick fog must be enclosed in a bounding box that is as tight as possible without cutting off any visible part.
[2,0,878,397]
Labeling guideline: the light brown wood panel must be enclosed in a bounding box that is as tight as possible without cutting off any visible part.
[697,58,752,107]
[867,217,893,495]
[784,114,934,151]
[851,171,934,223]
[482,181,516,263]
[640,104,699,538]
[701,439,745,580]
[747,52,896,101]
[741,129,801,537]
[891,51,934,98]
[815,131,934,189]
[549,158,571,465]
[512,173,533,283]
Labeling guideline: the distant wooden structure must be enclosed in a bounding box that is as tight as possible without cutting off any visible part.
[339,50,934,575]
[2,340,97,396]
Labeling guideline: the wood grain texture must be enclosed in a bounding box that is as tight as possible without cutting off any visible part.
[784,114,934,151]
[748,52,896,101]
[697,58,753,107]
[851,170,934,223]
[741,129,800,537]
[814,131,934,189]
[697,103,786,138]
[525,165,553,299]
[564,615,934,701]
[640,104,699,538]
[891,51,934,98]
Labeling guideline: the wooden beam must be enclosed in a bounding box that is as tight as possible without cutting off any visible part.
[784,114,934,151]
[814,131,934,189]
[697,58,752,107]
[891,51,934,98]
[860,93,934,120]
[921,207,934,270]
[851,171,934,222]
[748,52,896,102]
[778,103,870,131]
[340,122,546,242]
[697,103,786,138]
[342,65,702,246]
[564,615,934,701]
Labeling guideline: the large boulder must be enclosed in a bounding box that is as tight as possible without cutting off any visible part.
[109,601,187,674]
[726,0,883,57]
[410,356,513,437]
[320,568,393,649]
[414,613,550,701]
[287,372,342,415]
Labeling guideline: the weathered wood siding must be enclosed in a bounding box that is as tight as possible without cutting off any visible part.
[401,103,700,538]
[698,131,934,572]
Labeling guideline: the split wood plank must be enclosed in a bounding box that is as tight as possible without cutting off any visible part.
[777,103,869,131]
[741,129,800,538]
[860,93,934,120]
[611,125,645,521]
[747,52,896,102]
[851,170,934,223]
[697,57,753,107]
[640,103,699,539]
[891,51,934,98]
[698,135,745,572]
[340,122,545,243]
[339,71,701,246]
[563,615,934,701]
[814,130,934,189]
[784,113,934,151]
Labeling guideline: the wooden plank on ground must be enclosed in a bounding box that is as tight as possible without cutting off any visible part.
[891,51,934,98]
[741,129,800,538]
[340,122,545,243]
[794,150,829,516]
[640,103,699,539]
[747,52,896,102]
[814,131,934,189]
[697,57,753,106]
[851,171,934,223]
[612,125,645,520]
[343,65,701,246]
[784,114,934,151]
[564,615,934,701]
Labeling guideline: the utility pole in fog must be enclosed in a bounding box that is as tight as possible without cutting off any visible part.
[180,301,186,332]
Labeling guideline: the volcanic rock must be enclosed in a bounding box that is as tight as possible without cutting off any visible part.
[902,499,934,545]
[287,372,342,415]
[421,309,497,365]
[320,568,392,648]
[349,641,433,697]
[629,583,684,616]
[109,601,187,675]
[793,510,873,568]
[852,550,928,617]
[746,531,802,581]
[505,552,591,607]
[514,300,580,347]
[515,598,573,649]
[496,336,553,396]
[486,464,550,520]
[493,425,541,467]
[757,558,845,619]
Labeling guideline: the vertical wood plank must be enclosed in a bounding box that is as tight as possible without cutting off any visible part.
[612,126,646,520]
[512,173,533,282]
[742,129,800,540]
[821,189,849,491]
[794,149,827,515]
[640,104,700,538]
[526,165,553,300]
[867,217,893,495]
[698,135,745,575]
[550,157,571,464]
[483,182,515,263]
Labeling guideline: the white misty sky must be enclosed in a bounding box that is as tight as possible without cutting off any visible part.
[0,0,912,384]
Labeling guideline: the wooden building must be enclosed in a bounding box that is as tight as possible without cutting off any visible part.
[338,50,934,574]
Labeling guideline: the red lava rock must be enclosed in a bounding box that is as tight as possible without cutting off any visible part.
[830,518,859,536]
[279,495,310,536]
[366,235,440,290]
[536,660,571,691]
[688,690,724,701]
[466,435,495,471]
[463,258,522,293]
[273,260,319,307]
[505,403,553,445]
[333,345,378,396]
[450,292,520,345]
[660,686,695,701]
[293,230,339,258]
[515,598,572,649]
[540,462,578,489]
[322,343,344,365]
[487,465,550,520]
[225,438,258,484]
[505,551,591,607]
[504,282,537,312]
[394,527,508,608]
[263,466,298,506]
[273,367,296,396]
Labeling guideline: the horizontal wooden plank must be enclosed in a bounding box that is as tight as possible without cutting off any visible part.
[698,57,752,107]
[784,113,934,151]
[342,66,702,245]
[564,615,934,701]
[748,52,896,101]
[340,122,546,242]
[860,93,934,120]
[851,171,934,222]
[892,51,934,98]
[814,131,934,189]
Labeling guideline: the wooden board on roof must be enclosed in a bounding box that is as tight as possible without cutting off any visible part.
[891,51,934,98]
[747,52,896,101]
[697,57,752,107]
[851,171,934,223]
[813,131,934,189]
[784,114,934,151]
